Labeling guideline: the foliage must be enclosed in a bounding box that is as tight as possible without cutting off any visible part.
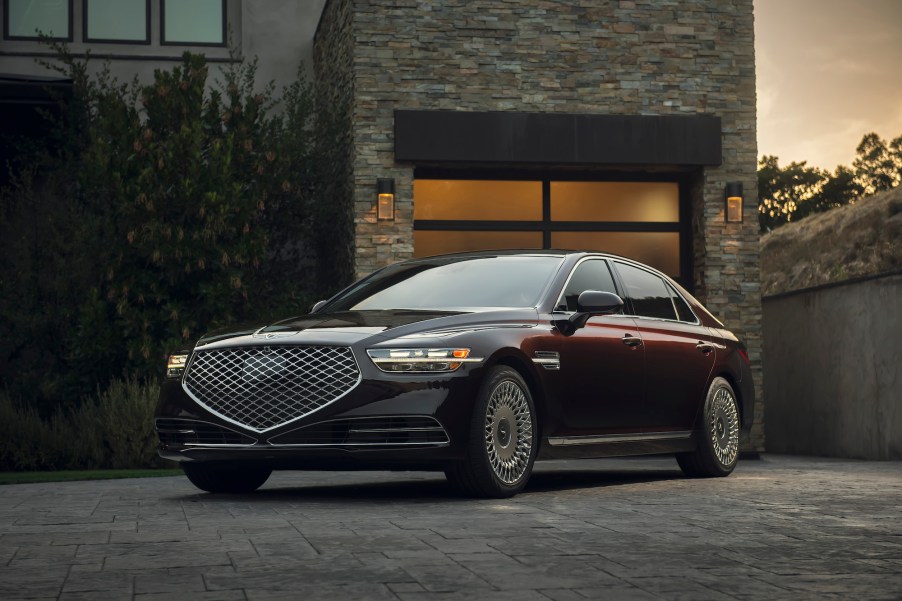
[0,378,166,471]
[0,48,347,411]
[758,131,900,232]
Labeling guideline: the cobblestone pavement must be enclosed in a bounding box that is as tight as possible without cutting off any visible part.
[1,455,900,600]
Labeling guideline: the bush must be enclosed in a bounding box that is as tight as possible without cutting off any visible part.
[0,378,165,471]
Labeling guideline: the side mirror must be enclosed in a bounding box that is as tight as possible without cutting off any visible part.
[556,290,624,335]
[576,290,623,315]
[311,300,328,313]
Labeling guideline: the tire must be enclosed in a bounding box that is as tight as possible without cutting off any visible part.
[183,462,272,493]
[445,366,538,498]
[677,376,740,478]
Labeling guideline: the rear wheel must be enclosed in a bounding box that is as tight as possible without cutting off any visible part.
[677,377,740,478]
[445,366,537,498]
[183,463,272,493]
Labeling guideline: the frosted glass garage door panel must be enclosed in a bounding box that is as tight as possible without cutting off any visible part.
[551,232,681,277]
[414,231,542,258]
[414,180,542,221]
[551,182,679,222]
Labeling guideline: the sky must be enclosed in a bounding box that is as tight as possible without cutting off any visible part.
[754,0,902,171]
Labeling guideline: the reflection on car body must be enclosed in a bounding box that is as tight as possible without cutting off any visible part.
[156,250,754,497]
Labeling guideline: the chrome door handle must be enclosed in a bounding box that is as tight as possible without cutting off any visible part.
[696,341,715,353]
[622,335,642,347]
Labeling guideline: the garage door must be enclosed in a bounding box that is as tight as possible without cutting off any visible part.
[413,176,686,281]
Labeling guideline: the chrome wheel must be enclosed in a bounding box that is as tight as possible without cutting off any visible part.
[709,386,739,467]
[484,379,533,485]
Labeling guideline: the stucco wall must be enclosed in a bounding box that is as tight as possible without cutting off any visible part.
[763,274,902,459]
[0,0,323,89]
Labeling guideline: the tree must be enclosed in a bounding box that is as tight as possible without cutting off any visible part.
[757,156,827,232]
[0,49,342,411]
[853,132,901,196]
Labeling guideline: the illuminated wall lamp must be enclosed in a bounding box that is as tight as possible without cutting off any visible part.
[725,182,743,223]
[377,178,395,221]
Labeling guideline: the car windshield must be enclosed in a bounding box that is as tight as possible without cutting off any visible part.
[323,255,564,311]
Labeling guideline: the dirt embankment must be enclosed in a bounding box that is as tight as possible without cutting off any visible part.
[760,186,902,296]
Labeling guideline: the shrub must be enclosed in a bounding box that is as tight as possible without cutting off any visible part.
[0,378,166,471]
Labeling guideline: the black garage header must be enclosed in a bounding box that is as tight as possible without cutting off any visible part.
[394,110,722,167]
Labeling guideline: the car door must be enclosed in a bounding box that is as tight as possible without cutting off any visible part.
[612,261,716,433]
[554,258,646,434]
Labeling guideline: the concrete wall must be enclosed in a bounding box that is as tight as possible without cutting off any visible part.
[764,273,902,459]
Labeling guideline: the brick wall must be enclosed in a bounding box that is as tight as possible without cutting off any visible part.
[315,0,763,450]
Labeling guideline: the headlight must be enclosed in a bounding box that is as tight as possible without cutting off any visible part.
[167,354,189,378]
[366,348,483,373]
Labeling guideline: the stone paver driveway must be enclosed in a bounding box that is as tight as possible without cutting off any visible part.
[1,455,900,600]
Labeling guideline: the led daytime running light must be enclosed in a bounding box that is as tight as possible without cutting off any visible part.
[367,348,482,373]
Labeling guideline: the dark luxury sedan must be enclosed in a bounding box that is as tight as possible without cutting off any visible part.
[156,251,754,497]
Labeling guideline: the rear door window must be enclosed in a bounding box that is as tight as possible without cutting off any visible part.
[614,262,677,320]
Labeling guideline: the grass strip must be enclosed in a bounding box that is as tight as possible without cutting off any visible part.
[0,469,182,485]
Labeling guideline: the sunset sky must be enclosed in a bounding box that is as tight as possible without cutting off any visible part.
[754,0,902,171]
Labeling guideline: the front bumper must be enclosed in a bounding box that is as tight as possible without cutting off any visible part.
[155,364,484,469]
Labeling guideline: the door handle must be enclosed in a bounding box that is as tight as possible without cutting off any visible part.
[696,341,715,353]
[622,335,642,347]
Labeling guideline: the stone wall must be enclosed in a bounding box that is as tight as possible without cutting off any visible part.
[315,0,763,449]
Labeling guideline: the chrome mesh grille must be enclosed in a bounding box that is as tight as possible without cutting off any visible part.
[183,346,360,432]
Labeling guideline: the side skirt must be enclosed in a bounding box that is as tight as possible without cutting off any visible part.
[538,431,697,460]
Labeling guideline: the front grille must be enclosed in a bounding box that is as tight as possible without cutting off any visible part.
[155,418,255,446]
[182,345,361,432]
[269,416,449,446]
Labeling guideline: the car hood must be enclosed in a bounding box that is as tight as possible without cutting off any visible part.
[194,308,539,350]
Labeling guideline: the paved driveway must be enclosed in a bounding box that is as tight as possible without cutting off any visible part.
[1,455,900,600]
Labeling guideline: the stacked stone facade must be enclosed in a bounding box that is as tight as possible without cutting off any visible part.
[314,0,763,450]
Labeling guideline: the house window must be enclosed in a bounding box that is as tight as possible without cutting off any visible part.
[84,0,149,43]
[4,0,72,40]
[161,0,225,46]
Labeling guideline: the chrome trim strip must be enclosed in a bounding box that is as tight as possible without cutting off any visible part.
[347,427,446,433]
[268,441,450,448]
[548,431,694,446]
[532,351,561,370]
[183,443,258,448]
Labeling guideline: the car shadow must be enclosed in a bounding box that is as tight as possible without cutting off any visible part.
[173,466,684,503]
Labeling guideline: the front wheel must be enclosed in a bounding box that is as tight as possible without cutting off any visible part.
[677,377,740,478]
[445,366,537,498]
[183,462,272,493]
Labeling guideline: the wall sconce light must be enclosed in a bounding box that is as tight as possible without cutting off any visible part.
[377,178,395,221]
[725,182,743,223]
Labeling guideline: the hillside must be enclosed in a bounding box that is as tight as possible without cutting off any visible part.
[760,186,902,296]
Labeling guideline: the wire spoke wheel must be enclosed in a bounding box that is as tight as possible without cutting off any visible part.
[676,376,740,478]
[708,386,740,467]
[483,379,533,485]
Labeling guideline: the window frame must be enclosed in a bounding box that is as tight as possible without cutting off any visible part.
[612,259,701,325]
[3,0,73,41]
[82,0,150,45]
[160,0,227,47]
